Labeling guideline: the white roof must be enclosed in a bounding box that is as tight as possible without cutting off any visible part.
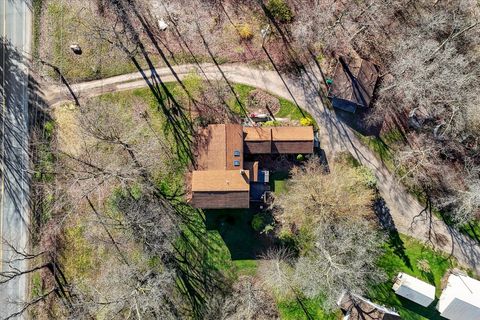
[437,273,480,320]
[392,272,436,307]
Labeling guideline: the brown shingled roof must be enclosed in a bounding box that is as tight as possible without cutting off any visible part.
[243,127,272,141]
[205,124,244,170]
[271,126,314,141]
[328,56,378,108]
[191,170,250,192]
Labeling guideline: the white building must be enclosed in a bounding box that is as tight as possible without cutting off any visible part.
[437,273,480,320]
[392,272,436,307]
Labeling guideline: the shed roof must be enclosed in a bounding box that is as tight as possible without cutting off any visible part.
[243,127,272,141]
[392,273,436,307]
[438,273,480,319]
[191,170,249,192]
[329,56,378,108]
[271,126,314,141]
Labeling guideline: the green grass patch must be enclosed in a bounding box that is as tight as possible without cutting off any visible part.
[369,234,456,319]
[62,224,96,280]
[355,133,394,170]
[270,171,289,194]
[43,1,155,81]
[382,128,406,145]
[229,83,255,115]
[233,260,258,277]
[229,83,316,126]
[31,272,43,298]
[277,296,339,320]
[459,220,480,244]
[276,98,317,126]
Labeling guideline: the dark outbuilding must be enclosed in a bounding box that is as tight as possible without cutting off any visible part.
[328,56,378,113]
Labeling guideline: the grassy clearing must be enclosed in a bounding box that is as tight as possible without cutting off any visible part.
[233,260,258,277]
[228,83,255,115]
[276,98,314,124]
[269,171,289,194]
[277,296,339,320]
[369,234,456,320]
[31,272,43,298]
[42,1,150,82]
[230,83,316,125]
[40,1,234,83]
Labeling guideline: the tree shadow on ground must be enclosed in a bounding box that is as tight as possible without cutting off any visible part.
[205,208,277,260]
[373,196,413,270]
[333,106,384,137]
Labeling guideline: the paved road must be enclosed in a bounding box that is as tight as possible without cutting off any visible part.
[0,0,32,318]
[43,63,480,274]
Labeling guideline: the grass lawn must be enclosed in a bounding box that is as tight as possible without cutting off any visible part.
[355,132,395,171]
[368,233,456,320]
[270,171,290,194]
[276,98,316,125]
[205,209,275,260]
[230,84,316,125]
[39,1,212,82]
[459,220,480,244]
[233,260,258,277]
[277,296,340,320]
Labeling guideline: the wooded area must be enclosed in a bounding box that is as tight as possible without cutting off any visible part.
[2,0,479,319]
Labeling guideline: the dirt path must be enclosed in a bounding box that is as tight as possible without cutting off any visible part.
[41,63,480,274]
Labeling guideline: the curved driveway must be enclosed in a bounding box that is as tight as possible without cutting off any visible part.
[42,63,480,274]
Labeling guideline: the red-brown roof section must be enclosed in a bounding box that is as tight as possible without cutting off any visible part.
[203,124,244,170]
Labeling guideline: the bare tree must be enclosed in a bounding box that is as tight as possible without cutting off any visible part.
[258,248,295,299]
[292,218,386,310]
[274,158,375,231]
[205,276,280,320]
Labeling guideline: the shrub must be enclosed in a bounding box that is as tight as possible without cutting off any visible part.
[252,214,265,231]
[238,23,254,40]
[417,259,431,273]
[262,120,281,127]
[267,0,294,23]
[357,166,377,189]
[300,117,313,126]
[296,154,305,161]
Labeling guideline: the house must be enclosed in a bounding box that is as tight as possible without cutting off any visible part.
[191,124,314,209]
[437,272,480,320]
[392,272,436,307]
[337,292,401,320]
[328,56,378,113]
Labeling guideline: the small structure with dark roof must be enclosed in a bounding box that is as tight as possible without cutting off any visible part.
[328,56,378,113]
[338,292,401,320]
